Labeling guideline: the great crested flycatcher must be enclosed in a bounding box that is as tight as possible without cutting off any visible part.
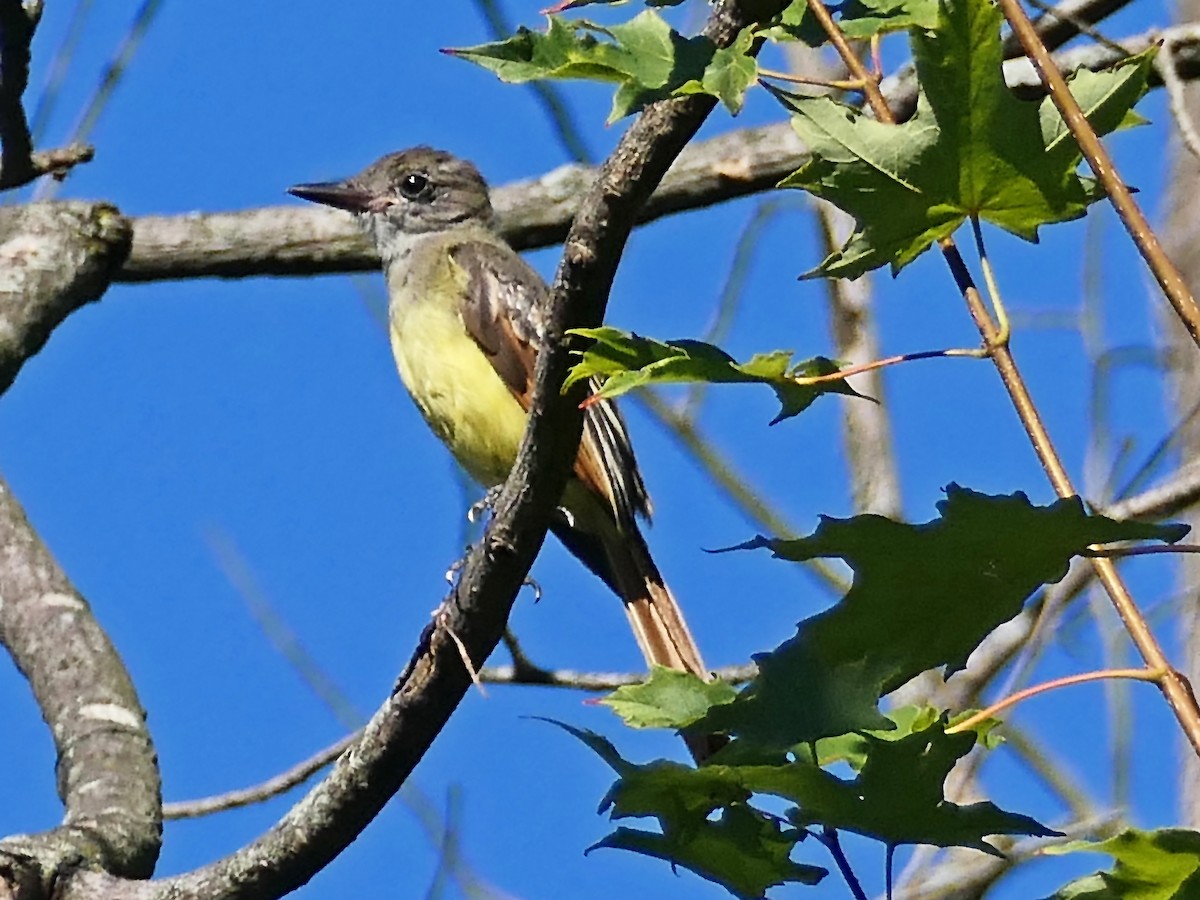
[289,147,709,679]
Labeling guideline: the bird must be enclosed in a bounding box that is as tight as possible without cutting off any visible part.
[288,146,710,686]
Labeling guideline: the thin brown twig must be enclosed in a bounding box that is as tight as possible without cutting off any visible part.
[758,66,871,91]
[789,346,988,387]
[0,0,95,190]
[997,0,1200,347]
[804,0,890,120]
[1085,543,1200,558]
[950,667,1162,733]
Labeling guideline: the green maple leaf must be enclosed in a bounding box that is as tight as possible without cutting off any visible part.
[447,12,756,121]
[767,0,939,43]
[774,0,1153,279]
[700,485,1187,745]
[592,807,826,899]
[566,326,864,424]
[601,666,738,729]
[1046,829,1200,899]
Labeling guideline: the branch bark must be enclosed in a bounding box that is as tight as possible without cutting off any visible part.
[0,478,161,893]
[0,198,155,896]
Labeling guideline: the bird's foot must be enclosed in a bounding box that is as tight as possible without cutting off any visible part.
[445,550,540,602]
[467,485,505,523]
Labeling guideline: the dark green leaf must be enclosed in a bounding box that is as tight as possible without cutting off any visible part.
[591,806,825,899]
[742,720,1057,852]
[566,326,864,424]
[702,485,1187,745]
[533,717,631,774]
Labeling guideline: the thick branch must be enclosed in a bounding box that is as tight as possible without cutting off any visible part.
[0,478,161,894]
[0,202,132,395]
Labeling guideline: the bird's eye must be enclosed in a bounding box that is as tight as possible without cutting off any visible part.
[399,172,429,199]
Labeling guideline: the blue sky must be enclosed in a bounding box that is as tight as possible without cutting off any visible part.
[0,1,1190,897]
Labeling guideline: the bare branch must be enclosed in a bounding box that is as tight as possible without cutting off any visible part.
[816,202,903,520]
[163,735,357,821]
[0,477,161,891]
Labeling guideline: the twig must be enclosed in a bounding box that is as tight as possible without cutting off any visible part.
[818,826,868,900]
[1021,0,1131,55]
[0,0,95,189]
[479,661,757,690]
[998,0,1200,346]
[34,0,165,200]
[1085,543,1200,558]
[164,734,358,820]
[27,0,94,142]
[1003,0,1137,57]
[949,667,1162,733]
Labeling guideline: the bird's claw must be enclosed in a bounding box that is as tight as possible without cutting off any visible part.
[467,485,505,523]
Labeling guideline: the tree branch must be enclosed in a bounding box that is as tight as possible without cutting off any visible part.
[0,477,162,893]
[115,24,1200,286]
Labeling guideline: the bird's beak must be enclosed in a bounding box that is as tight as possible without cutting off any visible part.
[287,181,374,213]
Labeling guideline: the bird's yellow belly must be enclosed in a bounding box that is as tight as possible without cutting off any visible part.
[389,303,528,488]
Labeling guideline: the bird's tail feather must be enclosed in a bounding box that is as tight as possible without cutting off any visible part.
[604,526,707,678]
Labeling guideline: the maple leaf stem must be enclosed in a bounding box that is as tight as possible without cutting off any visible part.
[949,667,1165,734]
[971,216,1011,347]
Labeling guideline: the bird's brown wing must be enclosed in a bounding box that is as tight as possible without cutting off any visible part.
[451,240,649,528]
